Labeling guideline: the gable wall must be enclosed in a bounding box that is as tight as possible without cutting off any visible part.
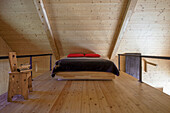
[115,0,170,95]
[44,0,128,57]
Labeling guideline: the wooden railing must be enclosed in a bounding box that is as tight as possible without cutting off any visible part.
[118,54,170,82]
[0,53,53,78]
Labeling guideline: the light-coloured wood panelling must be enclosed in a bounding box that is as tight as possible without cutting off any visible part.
[142,58,170,95]
[0,0,53,55]
[116,0,170,95]
[116,0,170,55]
[118,2,170,53]
[34,0,60,59]
[17,56,53,78]
[0,60,10,95]
[0,37,12,55]
[109,0,138,59]
[0,37,12,95]
[44,0,127,57]
[32,56,51,78]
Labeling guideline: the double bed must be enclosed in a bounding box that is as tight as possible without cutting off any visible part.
[51,56,119,80]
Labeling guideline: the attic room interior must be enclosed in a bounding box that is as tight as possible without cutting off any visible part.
[0,0,170,112]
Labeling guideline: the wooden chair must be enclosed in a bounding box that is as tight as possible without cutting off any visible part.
[8,52,33,102]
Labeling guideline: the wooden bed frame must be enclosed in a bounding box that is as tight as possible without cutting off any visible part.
[55,71,115,80]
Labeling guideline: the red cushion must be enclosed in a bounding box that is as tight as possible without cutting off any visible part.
[85,54,100,57]
[67,53,84,57]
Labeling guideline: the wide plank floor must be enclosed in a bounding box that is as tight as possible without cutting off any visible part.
[0,71,170,113]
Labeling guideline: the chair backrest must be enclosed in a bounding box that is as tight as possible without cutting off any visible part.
[9,52,18,72]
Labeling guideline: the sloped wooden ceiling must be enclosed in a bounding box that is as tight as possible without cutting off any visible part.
[44,0,128,57]
[0,0,52,55]
[0,37,12,55]
[116,0,170,56]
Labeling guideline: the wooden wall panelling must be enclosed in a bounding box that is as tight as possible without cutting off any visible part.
[32,56,51,78]
[116,0,170,95]
[34,0,61,59]
[17,56,53,78]
[109,0,138,59]
[112,55,126,72]
[0,60,10,95]
[0,37,12,95]
[142,58,170,95]
[44,0,127,57]
[0,0,52,55]
[113,0,170,65]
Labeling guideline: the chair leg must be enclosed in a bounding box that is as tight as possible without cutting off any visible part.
[7,91,13,102]
[28,76,33,92]
[8,75,13,102]
[23,92,28,100]
[21,74,28,100]
[8,72,32,101]
[7,95,13,102]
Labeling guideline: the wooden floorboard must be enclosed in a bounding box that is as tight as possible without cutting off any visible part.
[0,71,170,113]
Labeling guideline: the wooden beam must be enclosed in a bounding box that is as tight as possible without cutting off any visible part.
[108,0,138,59]
[33,0,60,60]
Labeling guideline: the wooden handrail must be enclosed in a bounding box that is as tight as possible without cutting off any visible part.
[118,54,170,60]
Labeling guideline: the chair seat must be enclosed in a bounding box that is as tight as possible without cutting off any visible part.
[9,70,32,79]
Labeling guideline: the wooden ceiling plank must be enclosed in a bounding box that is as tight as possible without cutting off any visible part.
[0,36,13,55]
[33,0,60,60]
[108,0,138,59]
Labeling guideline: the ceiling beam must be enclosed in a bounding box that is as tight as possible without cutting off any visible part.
[34,0,60,60]
[108,0,138,59]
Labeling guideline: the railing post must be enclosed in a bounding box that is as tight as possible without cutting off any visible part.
[139,56,142,83]
[118,54,120,71]
[50,55,52,71]
[30,56,33,80]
